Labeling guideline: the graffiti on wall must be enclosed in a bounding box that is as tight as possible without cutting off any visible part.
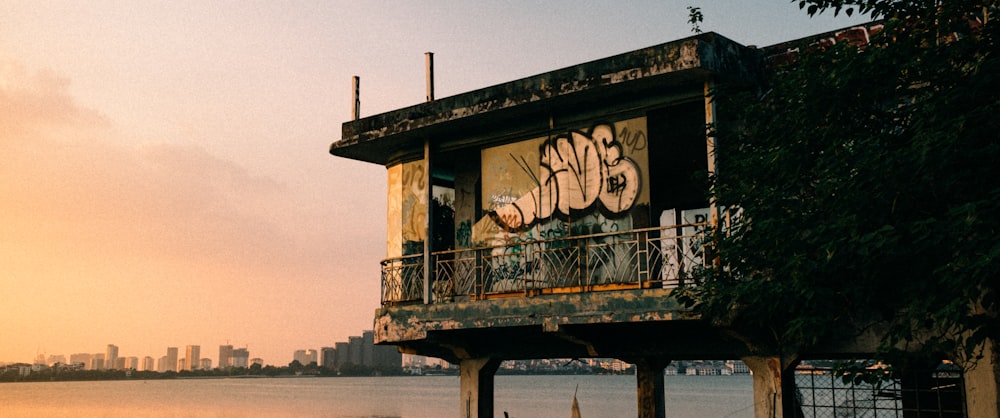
[452,119,649,291]
[400,161,427,254]
[490,123,641,231]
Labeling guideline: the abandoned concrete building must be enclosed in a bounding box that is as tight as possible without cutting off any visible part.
[329,27,998,418]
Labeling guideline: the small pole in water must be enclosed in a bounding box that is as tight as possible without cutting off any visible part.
[572,384,581,418]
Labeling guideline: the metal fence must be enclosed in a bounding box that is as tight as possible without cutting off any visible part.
[379,223,708,304]
[795,367,966,418]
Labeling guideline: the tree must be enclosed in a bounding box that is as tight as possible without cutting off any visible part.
[288,360,304,374]
[680,0,998,367]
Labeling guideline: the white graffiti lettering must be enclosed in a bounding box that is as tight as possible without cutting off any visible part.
[489,193,518,207]
[492,123,641,230]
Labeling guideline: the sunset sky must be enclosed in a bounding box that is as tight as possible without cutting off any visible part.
[1,1,867,366]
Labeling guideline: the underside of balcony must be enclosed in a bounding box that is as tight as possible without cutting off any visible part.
[373,287,753,364]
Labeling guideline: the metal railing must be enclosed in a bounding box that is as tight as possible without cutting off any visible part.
[379,223,709,305]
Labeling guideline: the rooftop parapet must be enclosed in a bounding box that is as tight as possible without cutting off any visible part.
[330,32,760,166]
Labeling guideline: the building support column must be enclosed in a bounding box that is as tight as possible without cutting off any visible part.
[459,357,502,418]
[741,356,801,418]
[423,139,434,304]
[634,357,669,418]
[962,338,999,418]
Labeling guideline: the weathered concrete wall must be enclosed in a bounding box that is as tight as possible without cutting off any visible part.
[375,288,688,345]
[386,159,429,258]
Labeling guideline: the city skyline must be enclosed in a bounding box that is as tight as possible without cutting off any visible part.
[5,329,399,369]
[0,1,868,365]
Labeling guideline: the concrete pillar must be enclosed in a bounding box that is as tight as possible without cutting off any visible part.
[963,338,1000,418]
[634,358,669,418]
[741,356,801,418]
[459,358,502,418]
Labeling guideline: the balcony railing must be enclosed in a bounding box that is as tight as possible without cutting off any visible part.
[379,223,709,305]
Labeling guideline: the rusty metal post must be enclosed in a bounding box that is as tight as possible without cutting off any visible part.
[352,76,360,120]
[422,53,435,304]
[423,139,434,305]
[425,52,435,102]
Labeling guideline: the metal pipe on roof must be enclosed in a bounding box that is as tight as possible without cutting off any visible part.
[425,52,434,102]
[352,76,360,120]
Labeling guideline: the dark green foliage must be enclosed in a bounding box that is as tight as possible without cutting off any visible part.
[795,0,932,18]
[680,0,999,364]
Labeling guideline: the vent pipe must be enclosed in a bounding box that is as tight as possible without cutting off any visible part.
[352,76,360,120]
[425,52,434,102]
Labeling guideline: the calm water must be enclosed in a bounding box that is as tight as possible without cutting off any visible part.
[0,375,754,418]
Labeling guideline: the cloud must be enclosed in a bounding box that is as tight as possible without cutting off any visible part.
[3,60,110,134]
[0,56,386,364]
[0,57,297,278]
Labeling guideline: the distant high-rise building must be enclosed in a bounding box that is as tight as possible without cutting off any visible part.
[348,336,363,365]
[334,342,349,370]
[91,354,105,370]
[115,357,128,370]
[325,332,401,372]
[185,345,200,371]
[178,358,186,370]
[105,344,119,370]
[47,354,67,366]
[219,345,234,369]
[166,347,179,372]
[250,358,264,367]
[362,331,375,367]
[200,358,212,370]
[293,349,318,366]
[70,353,92,369]
[142,356,155,371]
[320,347,336,368]
[232,348,249,368]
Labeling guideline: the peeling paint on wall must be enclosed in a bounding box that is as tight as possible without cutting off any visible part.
[386,164,403,258]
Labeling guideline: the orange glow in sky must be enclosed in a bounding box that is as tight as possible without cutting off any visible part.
[1,1,867,365]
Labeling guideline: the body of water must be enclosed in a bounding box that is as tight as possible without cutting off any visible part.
[0,375,754,418]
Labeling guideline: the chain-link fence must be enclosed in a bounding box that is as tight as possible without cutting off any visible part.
[795,366,966,418]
